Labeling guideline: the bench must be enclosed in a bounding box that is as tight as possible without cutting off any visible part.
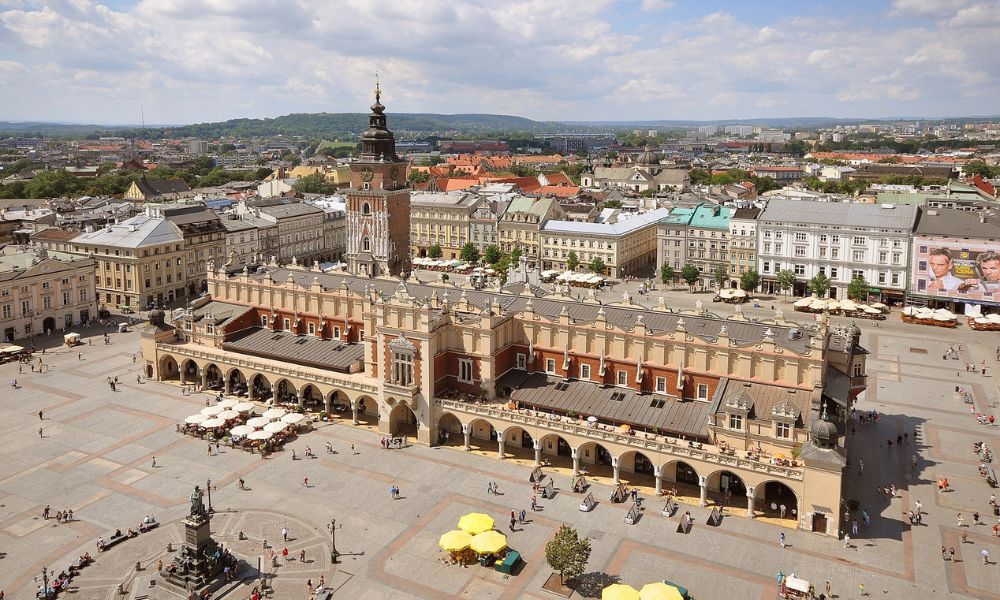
[494,550,521,575]
[139,520,159,533]
[315,590,334,600]
[986,467,997,488]
[99,534,127,552]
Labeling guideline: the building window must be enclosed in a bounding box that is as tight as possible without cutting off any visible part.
[362,202,371,215]
[546,358,556,374]
[794,264,805,276]
[516,353,526,370]
[308,322,315,334]
[775,422,791,439]
[333,326,341,338]
[1,305,10,319]
[617,370,627,386]
[392,351,414,386]
[697,384,709,400]
[729,413,743,430]
[283,318,290,330]
[458,358,474,384]
[62,292,70,306]
[655,377,666,393]
[853,362,864,377]
[362,237,371,252]
[762,261,770,273]
[580,364,591,380]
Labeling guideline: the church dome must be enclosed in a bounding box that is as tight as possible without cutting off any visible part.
[149,308,166,326]
[634,144,660,166]
[809,415,839,449]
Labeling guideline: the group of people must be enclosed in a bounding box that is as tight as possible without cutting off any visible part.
[42,505,74,523]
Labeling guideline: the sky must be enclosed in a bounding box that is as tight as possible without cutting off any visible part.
[0,0,998,125]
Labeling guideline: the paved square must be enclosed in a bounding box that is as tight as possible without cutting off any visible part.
[0,316,998,599]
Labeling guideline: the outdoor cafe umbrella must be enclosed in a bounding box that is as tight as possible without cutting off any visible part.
[587,416,599,423]
[262,408,287,420]
[218,398,238,409]
[185,414,208,424]
[201,417,226,428]
[281,413,306,424]
[438,530,473,552]
[229,425,255,436]
[469,530,507,555]
[233,402,256,413]
[602,584,640,600]
[247,430,273,441]
[201,405,224,416]
[639,582,684,600]
[247,416,270,428]
[263,421,288,434]
[457,513,495,535]
[217,409,240,420]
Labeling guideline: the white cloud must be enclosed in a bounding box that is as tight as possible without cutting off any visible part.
[0,0,996,123]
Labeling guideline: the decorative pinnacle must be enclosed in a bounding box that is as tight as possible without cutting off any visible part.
[374,70,381,103]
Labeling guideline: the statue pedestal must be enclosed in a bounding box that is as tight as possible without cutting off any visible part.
[160,514,225,593]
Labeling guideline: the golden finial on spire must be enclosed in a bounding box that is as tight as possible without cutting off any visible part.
[374,70,381,103]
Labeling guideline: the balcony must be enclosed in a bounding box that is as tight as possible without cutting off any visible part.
[435,398,803,480]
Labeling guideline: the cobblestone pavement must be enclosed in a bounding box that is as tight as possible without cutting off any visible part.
[0,305,998,599]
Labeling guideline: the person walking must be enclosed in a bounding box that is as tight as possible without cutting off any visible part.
[825,581,831,597]
[38,427,43,438]
[779,532,785,549]
[941,546,949,561]
[949,547,956,561]
[351,443,357,455]
[844,533,851,548]
[509,516,516,531]
[487,481,494,495]
[958,513,965,527]
[914,499,922,514]
[299,549,306,563]
[302,476,309,487]
[981,548,991,565]
[973,511,981,525]
[852,519,859,536]
[520,509,527,524]
[151,456,156,468]
[38,410,43,420]
[282,527,289,542]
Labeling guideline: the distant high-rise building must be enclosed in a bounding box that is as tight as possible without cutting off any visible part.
[188,140,209,155]
[697,125,718,136]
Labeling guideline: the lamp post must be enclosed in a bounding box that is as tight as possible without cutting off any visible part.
[36,565,51,599]
[327,518,339,564]
[206,478,213,513]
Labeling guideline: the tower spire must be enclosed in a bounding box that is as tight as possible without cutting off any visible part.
[374,70,381,104]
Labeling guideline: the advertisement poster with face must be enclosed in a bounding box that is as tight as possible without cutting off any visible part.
[914,241,1000,303]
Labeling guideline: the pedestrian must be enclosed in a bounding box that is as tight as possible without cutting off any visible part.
[844,533,851,548]
[982,548,991,565]
[859,459,864,474]
[77,352,81,360]
[38,410,43,421]
[281,547,289,561]
[915,499,922,514]
[520,509,526,524]
[974,511,981,525]
[779,532,785,548]
[282,527,289,542]
[961,531,968,544]
[941,546,949,561]
[351,443,357,455]
[38,427,43,438]
[780,504,787,518]
[151,456,156,468]
[43,505,50,519]
[208,444,213,456]
[509,517,515,531]
[326,441,333,454]
[487,481,494,495]
[912,454,917,469]
[302,476,309,487]
[531,495,537,511]
[858,583,865,596]
[299,549,306,562]
[825,581,831,597]
[887,439,893,451]
[852,519,859,536]
[292,449,296,460]
[958,513,965,527]
[215,441,220,454]
[949,547,956,561]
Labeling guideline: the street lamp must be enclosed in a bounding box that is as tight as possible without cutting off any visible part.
[206,478,213,513]
[327,518,339,564]
[35,565,50,599]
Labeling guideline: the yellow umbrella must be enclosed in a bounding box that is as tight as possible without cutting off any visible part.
[639,582,684,600]
[618,424,632,432]
[603,584,640,600]
[469,530,507,554]
[773,453,786,460]
[458,513,495,535]
[438,529,472,552]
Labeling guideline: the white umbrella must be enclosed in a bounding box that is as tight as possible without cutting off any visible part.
[281,413,306,424]
[201,417,225,428]
[233,402,256,413]
[217,409,240,420]
[229,425,255,436]
[263,421,288,433]
[263,408,287,420]
[201,405,223,416]
[218,399,238,409]
[247,416,271,428]
[185,414,208,424]
[586,416,599,423]
[247,430,273,441]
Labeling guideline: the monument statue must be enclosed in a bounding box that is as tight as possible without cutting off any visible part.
[190,485,206,517]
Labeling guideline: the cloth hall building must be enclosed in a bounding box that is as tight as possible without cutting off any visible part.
[142,89,867,539]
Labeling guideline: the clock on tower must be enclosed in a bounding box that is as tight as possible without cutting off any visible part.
[345,79,411,278]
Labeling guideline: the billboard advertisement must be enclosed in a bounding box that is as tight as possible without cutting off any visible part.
[912,237,1000,304]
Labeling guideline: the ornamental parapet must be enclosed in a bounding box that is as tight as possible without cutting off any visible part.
[435,397,803,481]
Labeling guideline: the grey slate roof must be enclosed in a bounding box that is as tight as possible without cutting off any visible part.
[498,371,710,438]
[222,327,363,373]
[913,207,1000,239]
[190,300,252,326]
[758,198,919,230]
[246,268,817,355]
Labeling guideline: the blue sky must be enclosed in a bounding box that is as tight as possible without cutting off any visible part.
[0,0,997,125]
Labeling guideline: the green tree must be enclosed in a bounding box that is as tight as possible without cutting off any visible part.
[566,251,579,272]
[253,167,273,181]
[510,247,523,264]
[776,269,797,298]
[660,263,675,285]
[808,272,831,297]
[601,199,623,209]
[459,242,480,264]
[427,244,443,259]
[847,275,870,300]
[484,244,502,265]
[680,264,700,290]
[589,257,606,274]
[25,170,82,198]
[739,269,760,292]
[713,264,729,289]
[688,168,711,185]
[292,172,337,194]
[408,170,431,184]
[963,160,999,178]
[545,525,591,585]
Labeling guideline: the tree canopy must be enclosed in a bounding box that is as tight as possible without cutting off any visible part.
[739,269,760,292]
[680,264,700,289]
[545,525,591,585]
[776,269,797,297]
[660,263,675,285]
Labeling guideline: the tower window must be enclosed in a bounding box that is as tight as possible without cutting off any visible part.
[362,202,371,215]
[363,237,371,252]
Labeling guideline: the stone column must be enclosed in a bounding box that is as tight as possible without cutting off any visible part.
[463,424,471,451]
[699,476,708,507]
[351,403,359,425]
[498,438,506,460]
[201,369,208,389]
[224,376,231,395]
[272,388,279,405]
[297,394,304,408]
[746,488,756,518]
[612,457,621,485]
[324,395,332,417]
[533,440,542,467]
[572,448,580,478]
[654,467,663,497]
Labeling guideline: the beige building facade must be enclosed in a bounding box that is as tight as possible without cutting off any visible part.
[0,247,97,342]
[540,209,669,277]
[497,197,565,266]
